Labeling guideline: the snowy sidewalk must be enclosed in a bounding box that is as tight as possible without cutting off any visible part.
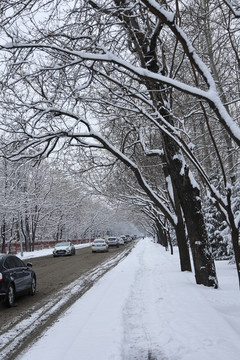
[18,238,240,360]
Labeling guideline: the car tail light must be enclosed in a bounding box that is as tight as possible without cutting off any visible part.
[0,273,2,282]
[103,244,106,246]
[92,244,95,246]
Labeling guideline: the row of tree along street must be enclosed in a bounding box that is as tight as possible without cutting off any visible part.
[0,157,143,254]
[0,0,239,288]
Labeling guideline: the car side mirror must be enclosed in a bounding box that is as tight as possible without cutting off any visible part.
[27,262,33,267]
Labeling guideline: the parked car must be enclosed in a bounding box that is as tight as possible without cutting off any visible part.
[91,239,109,253]
[0,254,36,307]
[53,241,76,257]
[107,237,119,247]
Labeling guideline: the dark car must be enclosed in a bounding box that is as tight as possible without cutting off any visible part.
[0,254,36,307]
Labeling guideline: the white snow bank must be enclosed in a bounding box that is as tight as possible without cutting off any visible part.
[18,243,90,260]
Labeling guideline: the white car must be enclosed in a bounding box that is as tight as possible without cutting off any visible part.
[107,236,119,247]
[91,239,109,253]
[117,237,124,245]
[120,235,127,243]
[53,241,76,257]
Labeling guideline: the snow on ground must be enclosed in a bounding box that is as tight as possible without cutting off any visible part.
[17,238,240,360]
[18,242,91,260]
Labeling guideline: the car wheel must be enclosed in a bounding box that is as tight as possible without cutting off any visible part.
[5,284,15,307]
[29,276,36,296]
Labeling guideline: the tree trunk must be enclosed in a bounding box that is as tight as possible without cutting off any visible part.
[174,200,192,272]
[231,226,240,288]
[163,134,218,287]
[162,154,191,271]
[24,214,31,252]
[156,220,168,248]
[1,219,6,253]
[145,36,218,287]
[227,200,240,287]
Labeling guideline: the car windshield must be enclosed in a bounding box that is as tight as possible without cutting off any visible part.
[108,238,116,241]
[94,240,104,243]
[55,242,70,247]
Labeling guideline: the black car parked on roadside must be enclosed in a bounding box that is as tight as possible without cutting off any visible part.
[0,254,36,307]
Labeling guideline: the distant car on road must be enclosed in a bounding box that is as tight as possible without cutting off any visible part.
[107,237,119,247]
[120,235,127,243]
[91,239,109,253]
[53,241,76,257]
[118,237,125,245]
[0,254,36,307]
[125,235,132,243]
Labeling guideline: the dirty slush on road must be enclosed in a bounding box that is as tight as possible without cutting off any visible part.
[0,243,135,360]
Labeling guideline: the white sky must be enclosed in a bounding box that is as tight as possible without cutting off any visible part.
[14,237,240,360]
